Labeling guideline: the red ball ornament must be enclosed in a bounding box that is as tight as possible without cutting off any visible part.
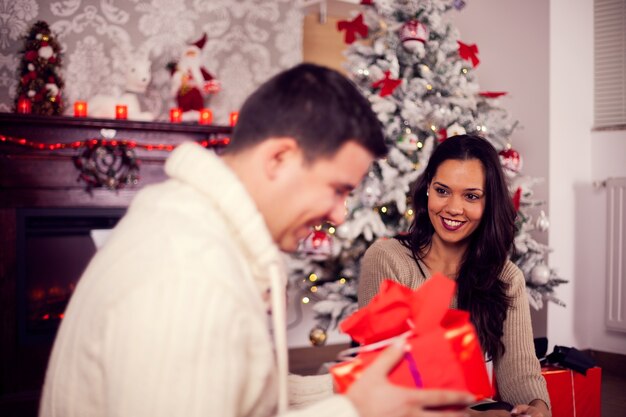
[400,20,428,54]
[300,230,333,261]
[499,148,523,175]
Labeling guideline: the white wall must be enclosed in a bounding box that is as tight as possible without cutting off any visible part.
[549,0,626,354]
[548,0,593,352]
[567,128,626,354]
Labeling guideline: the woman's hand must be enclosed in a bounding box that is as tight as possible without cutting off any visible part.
[510,399,550,417]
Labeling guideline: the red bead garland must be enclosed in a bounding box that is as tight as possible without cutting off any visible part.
[0,134,230,151]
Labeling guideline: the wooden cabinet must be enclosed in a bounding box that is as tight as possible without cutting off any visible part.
[0,113,231,416]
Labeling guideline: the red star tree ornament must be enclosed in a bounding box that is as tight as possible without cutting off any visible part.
[372,71,402,97]
[458,40,480,67]
[337,14,368,44]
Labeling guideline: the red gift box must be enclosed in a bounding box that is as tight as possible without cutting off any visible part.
[542,366,601,417]
[330,274,492,399]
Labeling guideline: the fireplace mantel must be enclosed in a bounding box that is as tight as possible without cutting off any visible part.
[0,112,231,208]
[0,113,232,416]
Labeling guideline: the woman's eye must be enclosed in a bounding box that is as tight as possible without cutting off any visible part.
[435,187,448,195]
[466,193,480,200]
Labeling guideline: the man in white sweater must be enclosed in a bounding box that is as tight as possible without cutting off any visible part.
[39,63,474,417]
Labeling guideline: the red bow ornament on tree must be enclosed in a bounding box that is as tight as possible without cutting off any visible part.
[512,187,522,212]
[479,91,507,98]
[337,14,368,44]
[458,41,480,67]
[372,71,402,97]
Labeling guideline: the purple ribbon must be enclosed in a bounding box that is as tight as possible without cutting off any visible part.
[403,352,424,388]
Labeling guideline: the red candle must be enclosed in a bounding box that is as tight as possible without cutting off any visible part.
[115,105,128,120]
[229,111,239,126]
[17,98,32,114]
[74,101,87,117]
[170,108,183,123]
[199,108,213,125]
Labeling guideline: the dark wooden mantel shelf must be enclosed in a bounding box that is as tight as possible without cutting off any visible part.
[0,111,233,135]
[0,112,232,208]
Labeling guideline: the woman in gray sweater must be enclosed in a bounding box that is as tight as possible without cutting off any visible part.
[359,135,551,417]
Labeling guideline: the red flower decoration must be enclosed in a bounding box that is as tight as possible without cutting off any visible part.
[337,14,368,44]
[361,0,373,4]
[479,91,507,98]
[25,50,38,61]
[458,41,480,67]
[512,187,522,212]
[21,72,36,84]
[372,71,402,97]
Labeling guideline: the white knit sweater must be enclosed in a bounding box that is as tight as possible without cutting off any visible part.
[39,142,358,417]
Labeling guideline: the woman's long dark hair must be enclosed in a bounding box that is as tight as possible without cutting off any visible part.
[398,134,516,360]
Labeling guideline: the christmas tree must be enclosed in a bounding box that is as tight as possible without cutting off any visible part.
[288,0,566,346]
[13,21,64,115]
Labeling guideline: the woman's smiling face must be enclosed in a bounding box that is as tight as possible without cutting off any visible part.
[427,158,486,247]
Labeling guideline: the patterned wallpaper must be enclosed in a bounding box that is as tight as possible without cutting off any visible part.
[0,0,302,124]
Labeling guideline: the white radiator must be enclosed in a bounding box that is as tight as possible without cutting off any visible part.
[606,177,626,333]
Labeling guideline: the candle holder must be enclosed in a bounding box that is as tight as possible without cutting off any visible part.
[170,108,183,123]
[199,108,213,125]
[74,101,88,117]
[17,98,32,114]
[229,111,239,127]
[115,105,128,120]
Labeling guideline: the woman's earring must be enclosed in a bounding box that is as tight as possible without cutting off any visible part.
[426,190,429,197]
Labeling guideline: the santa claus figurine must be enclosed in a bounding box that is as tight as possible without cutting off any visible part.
[169,33,220,119]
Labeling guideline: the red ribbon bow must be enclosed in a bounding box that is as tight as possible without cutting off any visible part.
[458,41,480,67]
[512,187,522,212]
[337,14,368,44]
[479,91,507,98]
[371,71,402,97]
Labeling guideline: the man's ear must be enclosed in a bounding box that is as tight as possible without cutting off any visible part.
[262,137,301,180]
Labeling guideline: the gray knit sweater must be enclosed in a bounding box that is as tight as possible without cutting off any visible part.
[358,238,550,408]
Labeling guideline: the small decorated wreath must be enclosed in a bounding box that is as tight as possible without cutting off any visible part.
[73,141,139,191]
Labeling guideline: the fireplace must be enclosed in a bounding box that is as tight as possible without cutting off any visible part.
[0,113,231,416]
[16,208,124,344]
